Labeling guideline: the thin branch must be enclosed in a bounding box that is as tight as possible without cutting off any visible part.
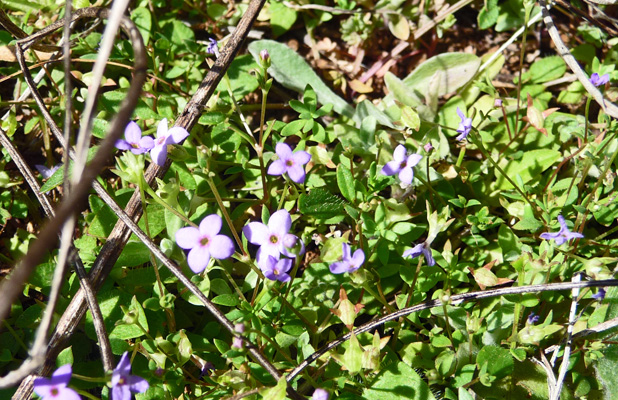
[286,279,618,381]
[539,0,618,119]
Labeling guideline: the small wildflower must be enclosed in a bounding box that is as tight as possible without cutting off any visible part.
[111,352,149,400]
[592,288,606,302]
[260,49,270,62]
[423,142,433,153]
[540,215,584,246]
[175,214,235,273]
[494,98,503,108]
[232,336,244,349]
[199,362,215,378]
[235,323,245,334]
[243,209,302,264]
[329,243,365,274]
[33,364,80,400]
[312,388,329,400]
[150,118,189,166]
[267,142,312,184]
[35,163,61,179]
[403,242,435,267]
[115,121,154,155]
[527,312,540,325]
[456,107,472,141]
[206,38,220,58]
[380,144,422,185]
[261,255,293,282]
[590,73,610,87]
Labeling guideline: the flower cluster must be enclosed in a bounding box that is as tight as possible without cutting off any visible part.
[243,209,304,282]
[33,353,148,400]
[116,119,189,167]
[267,142,312,184]
[175,214,235,273]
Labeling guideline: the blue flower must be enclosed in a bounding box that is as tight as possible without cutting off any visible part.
[111,352,149,400]
[329,243,365,274]
[33,364,80,400]
[243,209,303,265]
[260,255,293,282]
[403,242,435,266]
[267,143,312,183]
[380,144,422,185]
[592,288,606,302]
[150,118,189,166]
[540,215,583,245]
[456,107,472,141]
[590,73,609,87]
[527,312,540,325]
[115,121,154,155]
[206,38,220,58]
[312,389,329,400]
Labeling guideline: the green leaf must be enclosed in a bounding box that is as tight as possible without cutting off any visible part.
[522,56,566,83]
[248,40,353,117]
[131,7,152,45]
[496,149,561,190]
[270,1,298,37]
[212,294,240,307]
[299,188,346,219]
[337,164,355,203]
[478,0,499,29]
[364,361,436,400]
[476,345,514,379]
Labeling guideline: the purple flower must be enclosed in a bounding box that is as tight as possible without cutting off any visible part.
[590,73,610,87]
[329,243,365,274]
[206,38,220,58]
[242,209,303,264]
[175,214,235,273]
[115,121,154,155]
[111,352,149,400]
[312,388,329,400]
[260,49,270,62]
[261,255,293,282]
[527,312,539,325]
[592,288,606,302]
[35,163,61,179]
[267,143,312,183]
[540,215,584,246]
[380,144,422,185]
[403,242,435,267]
[33,364,80,400]
[456,107,472,141]
[150,118,189,166]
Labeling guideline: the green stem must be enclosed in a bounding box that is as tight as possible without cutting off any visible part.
[205,173,247,256]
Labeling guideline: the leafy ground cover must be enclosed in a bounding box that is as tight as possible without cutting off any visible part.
[1,0,618,399]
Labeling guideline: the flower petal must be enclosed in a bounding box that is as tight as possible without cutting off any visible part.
[51,364,73,386]
[381,160,401,176]
[341,242,351,261]
[286,164,306,183]
[112,384,131,400]
[114,352,131,375]
[268,209,291,236]
[115,139,131,151]
[393,144,406,162]
[33,378,53,397]
[157,118,168,139]
[540,232,561,241]
[422,247,436,266]
[406,154,422,168]
[267,159,286,176]
[277,258,293,274]
[243,222,269,245]
[167,126,190,144]
[209,234,234,260]
[275,142,292,160]
[557,215,568,231]
[127,375,150,394]
[329,261,351,274]
[151,144,168,166]
[291,150,311,165]
[175,227,200,249]
[125,121,142,143]
[351,249,365,268]
[187,246,211,273]
[456,107,465,121]
[199,214,223,236]
[398,167,413,185]
[403,243,424,259]
[139,136,155,151]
